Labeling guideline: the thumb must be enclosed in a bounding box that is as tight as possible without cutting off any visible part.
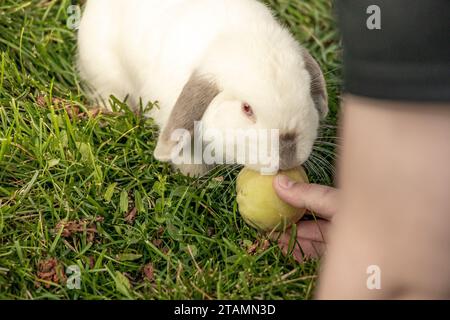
[273,175,338,220]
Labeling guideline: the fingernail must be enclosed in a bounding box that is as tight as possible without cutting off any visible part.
[276,175,295,189]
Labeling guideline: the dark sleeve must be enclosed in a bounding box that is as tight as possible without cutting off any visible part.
[335,0,450,102]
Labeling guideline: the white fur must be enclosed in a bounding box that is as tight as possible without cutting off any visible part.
[78,0,322,173]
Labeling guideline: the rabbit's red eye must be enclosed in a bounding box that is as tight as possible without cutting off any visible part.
[242,103,253,117]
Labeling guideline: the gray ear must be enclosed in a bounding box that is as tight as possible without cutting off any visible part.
[154,72,220,161]
[301,48,328,119]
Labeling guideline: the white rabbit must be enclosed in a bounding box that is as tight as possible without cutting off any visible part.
[78,0,328,176]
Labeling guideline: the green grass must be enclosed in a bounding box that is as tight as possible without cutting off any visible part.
[0,0,340,299]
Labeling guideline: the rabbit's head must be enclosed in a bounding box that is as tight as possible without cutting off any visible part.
[154,32,328,174]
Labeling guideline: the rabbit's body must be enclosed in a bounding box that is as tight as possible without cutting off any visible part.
[79,0,273,126]
[78,0,328,175]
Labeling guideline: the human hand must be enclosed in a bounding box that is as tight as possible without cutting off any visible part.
[271,175,338,263]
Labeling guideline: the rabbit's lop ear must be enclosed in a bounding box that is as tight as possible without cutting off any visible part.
[301,49,328,119]
[154,72,220,161]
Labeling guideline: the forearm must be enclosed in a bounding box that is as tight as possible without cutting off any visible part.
[316,95,450,299]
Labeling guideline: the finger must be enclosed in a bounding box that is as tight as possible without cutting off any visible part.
[268,220,329,243]
[280,238,326,263]
[280,243,304,263]
[296,220,330,242]
[277,228,327,259]
[278,220,329,262]
[273,175,338,220]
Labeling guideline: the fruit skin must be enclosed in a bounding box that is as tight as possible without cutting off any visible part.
[236,167,309,232]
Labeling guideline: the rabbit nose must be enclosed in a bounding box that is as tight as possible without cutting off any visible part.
[279,133,298,170]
